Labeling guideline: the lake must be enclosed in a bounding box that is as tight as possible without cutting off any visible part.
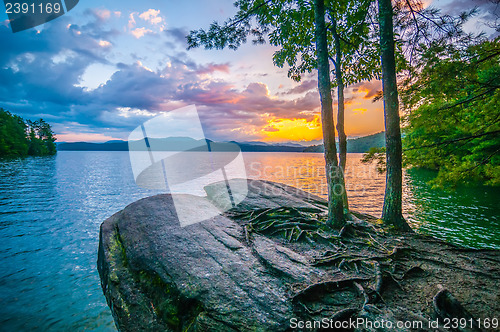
[0,151,498,331]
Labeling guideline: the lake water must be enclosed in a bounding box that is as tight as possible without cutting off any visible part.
[0,151,498,331]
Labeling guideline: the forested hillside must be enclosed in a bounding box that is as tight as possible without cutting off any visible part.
[0,108,56,157]
[303,132,385,153]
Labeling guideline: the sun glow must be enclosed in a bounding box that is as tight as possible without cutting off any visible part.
[263,116,322,142]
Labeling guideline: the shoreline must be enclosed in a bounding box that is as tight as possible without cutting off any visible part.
[98,179,500,331]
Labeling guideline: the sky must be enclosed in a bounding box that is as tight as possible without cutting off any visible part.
[0,0,497,143]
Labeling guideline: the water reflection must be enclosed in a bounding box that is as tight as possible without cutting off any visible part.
[0,152,166,331]
[244,152,500,249]
[404,168,500,249]
[244,153,386,216]
[0,151,498,331]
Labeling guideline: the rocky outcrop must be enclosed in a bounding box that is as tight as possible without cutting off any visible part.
[98,180,500,331]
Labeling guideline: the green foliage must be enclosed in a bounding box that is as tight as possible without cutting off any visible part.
[348,132,385,152]
[401,38,500,187]
[0,108,28,157]
[0,108,57,157]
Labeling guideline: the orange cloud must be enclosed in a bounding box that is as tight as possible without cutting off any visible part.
[352,108,367,115]
[98,40,111,47]
[350,80,382,100]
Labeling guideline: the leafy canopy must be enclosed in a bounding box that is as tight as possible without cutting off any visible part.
[401,38,500,186]
[0,108,57,157]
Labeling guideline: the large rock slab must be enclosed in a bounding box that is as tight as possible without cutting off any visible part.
[97,180,332,331]
[98,180,500,331]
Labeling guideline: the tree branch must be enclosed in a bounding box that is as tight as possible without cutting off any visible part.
[405,130,500,151]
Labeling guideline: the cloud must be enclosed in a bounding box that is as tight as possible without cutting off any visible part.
[56,132,117,142]
[442,0,500,36]
[128,9,165,38]
[139,9,163,25]
[352,108,368,115]
[350,80,382,100]
[165,27,189,47]
[174,80,321,141]
[0,12,326,143]
[93,61,173,110]
[281,79,318,95]
[92,8,112,21]
[98,40,111,47]
[443,0,499,17]
[0,13,116,123]
[131,27,153,39]
[128,13,136,29]
[262,125,279,132]
[196,63,230,75]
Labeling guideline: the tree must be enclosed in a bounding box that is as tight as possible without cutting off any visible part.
[377,0,412,231]
[27,122,43,156]
[314,0,345,227]
[0,108,28,157]
[26,119,57,156]
[188,0,350,227]
[327,1,380,209]
[331,18,348,173]
[270,0,380,210]
[363,1,483,213]
[326,0,380,172]
[0,109,56,157]
[37,119,57,155]
[401,38,500,186]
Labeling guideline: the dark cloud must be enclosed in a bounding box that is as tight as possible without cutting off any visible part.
[0,14,115,123]
[443,0,499,17]
[443,0,499,36]
[263,125,279,132]
[165,26,189,48]
[281,79,318,95]
[93,62,174,109]
[0,13,322,142]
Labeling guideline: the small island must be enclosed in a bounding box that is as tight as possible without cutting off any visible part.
[0,108,56,158]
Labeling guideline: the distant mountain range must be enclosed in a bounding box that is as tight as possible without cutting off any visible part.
[57,132,385,153]
[303,132,385,153]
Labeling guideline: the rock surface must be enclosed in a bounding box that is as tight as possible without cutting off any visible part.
[98,180,500,331]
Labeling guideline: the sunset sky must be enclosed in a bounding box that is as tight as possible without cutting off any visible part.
[0,0,496,143]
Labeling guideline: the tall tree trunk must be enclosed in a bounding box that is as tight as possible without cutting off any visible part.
[377,0,412,231]
[331,19,347,173]
[314,0,345,228]
[331,18,349,210]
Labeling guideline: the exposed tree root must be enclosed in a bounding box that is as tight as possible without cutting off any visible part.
[226,206,499,331]
[433,289,482,332]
